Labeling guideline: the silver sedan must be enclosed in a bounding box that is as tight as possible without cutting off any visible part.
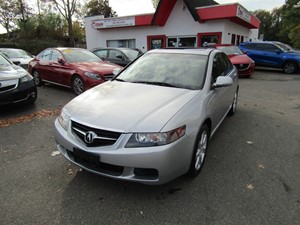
[54,48,239,185]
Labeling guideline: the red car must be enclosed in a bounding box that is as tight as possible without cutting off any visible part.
[28,47,122,95]
[214,44,255,77]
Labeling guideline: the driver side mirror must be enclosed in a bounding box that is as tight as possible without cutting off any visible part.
[57,57,65,65]
[275,50,282,54]
[212,76,233,89]
[116,55,125,60]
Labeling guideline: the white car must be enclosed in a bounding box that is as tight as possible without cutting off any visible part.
[54,48,239,185]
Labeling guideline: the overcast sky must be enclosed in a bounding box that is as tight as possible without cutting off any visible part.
[109,0,285,16]
[0,0,285,34]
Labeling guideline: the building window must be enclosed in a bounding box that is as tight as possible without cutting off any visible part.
[236,35,240,45]
[147,35,166,50]
[231,34,236,45]
[167,36,196,48]
[107,39,136,48]
[197,32,222,47]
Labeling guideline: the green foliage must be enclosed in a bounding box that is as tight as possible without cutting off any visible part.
[0,0,18,34]
[85,0,117,17]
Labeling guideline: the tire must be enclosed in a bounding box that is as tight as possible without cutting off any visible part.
[228,88,238,116]
[72,75,85,95]
[32,70,44,86]
[188,123,210,176]
[283,61,297,74]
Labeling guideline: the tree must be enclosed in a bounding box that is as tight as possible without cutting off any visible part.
[44,0,81,47]
[0,0,18,38]
[252,10,273,40]
[15,0,33,39]
[84,0,117,17]
[279,0,300,47]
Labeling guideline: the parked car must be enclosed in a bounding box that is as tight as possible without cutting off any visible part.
[54,48,239,185]
[0,48,34,70]
[214,44,255,77]
[91,47,143,66]
[0,53,37,106]
[28,47,122,95]
[239,42,300,74]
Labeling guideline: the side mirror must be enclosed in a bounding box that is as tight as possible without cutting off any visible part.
[116,55,124,60]
[13,60,21,66]
[57,57,65,65]
[275,50,282,54]
[212,76,233,89]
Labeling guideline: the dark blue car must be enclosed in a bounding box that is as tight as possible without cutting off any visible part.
[239,42,300,74]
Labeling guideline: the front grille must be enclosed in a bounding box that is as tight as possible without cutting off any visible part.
[0,84,17,92]
[71,121,121,147]
[103,74,114,81]
[234,63,250,71]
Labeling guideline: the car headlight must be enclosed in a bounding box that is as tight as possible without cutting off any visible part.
[84,72,102,80]
[126,125,186,148]
[58,109,70,130]
[20,74,33,83]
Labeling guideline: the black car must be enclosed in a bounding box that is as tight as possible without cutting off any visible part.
[0,53,37,106]
[91,47,142,66]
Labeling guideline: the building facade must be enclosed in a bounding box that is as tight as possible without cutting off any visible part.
[84,0,260,52]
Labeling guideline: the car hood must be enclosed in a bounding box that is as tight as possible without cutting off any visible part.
[228,54,253,64]
[0,64,28,80]
[72,62,122,74]
[64,81,198,132]
[285,51,300,57]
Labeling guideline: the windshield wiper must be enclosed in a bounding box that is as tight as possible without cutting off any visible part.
[132,81,180,88]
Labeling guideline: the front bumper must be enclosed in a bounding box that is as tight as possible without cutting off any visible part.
[0,80,37,106]
[54,119,194,185]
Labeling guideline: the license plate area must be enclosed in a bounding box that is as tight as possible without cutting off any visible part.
[73,148,100,168]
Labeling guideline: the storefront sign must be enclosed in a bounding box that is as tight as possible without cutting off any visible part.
[236,5,251,23]
[91,17,135,29]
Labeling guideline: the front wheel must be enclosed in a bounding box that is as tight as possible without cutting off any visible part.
[32,70,44,86]
[228,88,238,116]
[72,75,85,95]
[188,124,210,176]
[283,61,297,74]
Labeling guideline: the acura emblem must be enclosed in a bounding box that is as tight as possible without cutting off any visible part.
[84,131,97,144]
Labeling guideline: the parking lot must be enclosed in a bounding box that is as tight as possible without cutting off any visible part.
[0,68,300,225]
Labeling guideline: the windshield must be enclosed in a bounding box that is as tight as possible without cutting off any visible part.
[62,48,102,63]
[0,49,33,59]
[216,46,243,55]
[116,52,208,90]
[121,49,140,60]
[0,54,12,65]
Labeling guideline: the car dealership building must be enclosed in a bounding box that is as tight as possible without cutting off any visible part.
[84,0,260,52]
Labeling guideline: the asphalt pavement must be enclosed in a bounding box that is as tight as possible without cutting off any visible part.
[0,69,299,225]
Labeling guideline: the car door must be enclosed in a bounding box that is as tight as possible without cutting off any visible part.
[36,49,52,81]
[208,52,235,130]
[107,49,130,66]
[256,43,283,67]
[48,50,73,86]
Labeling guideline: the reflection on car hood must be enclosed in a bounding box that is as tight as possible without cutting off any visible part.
[65,81,198,132]
[228,54,252,64]
[0,64,28,80]
[73,62,122,74]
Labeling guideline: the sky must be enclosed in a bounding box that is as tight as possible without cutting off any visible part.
[0,0,286,34]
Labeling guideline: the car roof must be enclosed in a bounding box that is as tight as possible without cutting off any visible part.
[147,48,215,56]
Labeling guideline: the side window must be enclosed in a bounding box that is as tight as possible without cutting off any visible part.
[220,53,233,74]
[260,44,280,52]
[94,50,107,58]
[244,43,258,50]
[50,50,61,62]
[40,49,51,61]
[212,53,226,83]
[109,50,123,59]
